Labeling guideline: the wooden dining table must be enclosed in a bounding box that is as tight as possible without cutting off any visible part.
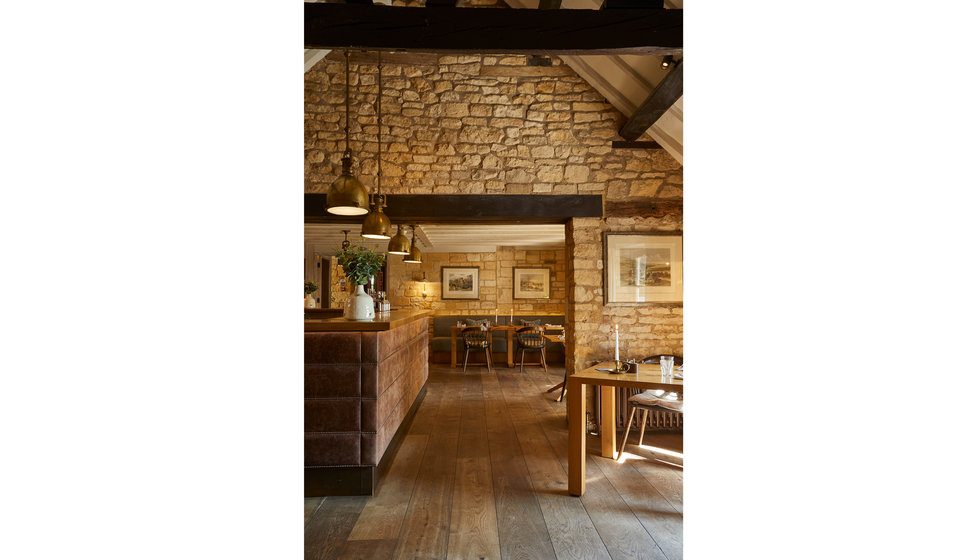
[566,361,683,496]
[450,324,565,368]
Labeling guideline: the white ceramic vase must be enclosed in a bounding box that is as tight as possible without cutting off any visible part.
[345,284,375,321]
[305,294,316,309]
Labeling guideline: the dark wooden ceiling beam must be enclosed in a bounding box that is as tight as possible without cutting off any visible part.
[305,194,603,224]
[605,199,681,219]
[537,0,562,9]
[602,0,664,9]
[618,59,683,141]
[305,4,683,55]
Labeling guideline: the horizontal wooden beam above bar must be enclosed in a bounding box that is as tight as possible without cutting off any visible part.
[604,198,682,219]
[305,194,603,224]
[305,4,683,56]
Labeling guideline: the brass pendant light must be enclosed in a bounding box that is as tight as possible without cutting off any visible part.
[404,225,423,264]
[361,51,392,239]
[326,51,370,216]
[388,223,411,255]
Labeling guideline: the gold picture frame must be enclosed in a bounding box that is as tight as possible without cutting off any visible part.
[513,266,551,299]
[441,266,480,300]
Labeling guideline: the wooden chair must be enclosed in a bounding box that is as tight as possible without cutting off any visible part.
[461,326,493,373]
[617,389,684,460]
[515,326,547,373]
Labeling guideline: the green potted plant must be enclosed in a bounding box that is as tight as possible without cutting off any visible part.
[304,280,319,309]
[337,245,386,320]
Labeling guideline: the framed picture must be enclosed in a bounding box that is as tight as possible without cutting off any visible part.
[603,233,682,303]
[441,266,480,300]
[513,267,551,299]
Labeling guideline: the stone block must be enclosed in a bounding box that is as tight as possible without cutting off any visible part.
[564,165,590,183]
[493,105,526,118]
[536,166,564,182]
[498,56,526,66]
[459,126,505,144]
[470,104,493,117]
[504,169,535,183]
[628,178,664,197]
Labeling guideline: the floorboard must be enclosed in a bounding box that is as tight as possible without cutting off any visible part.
[483,369,557,560]
[579,453,669,560]
[304,497,324,528]
[448,456,501,560]
[500,368,612,560]
[304,496,369,560]
[593,455,683,560]
[391,373,462,560]
[304,363,683,560]
[346,434,428,541]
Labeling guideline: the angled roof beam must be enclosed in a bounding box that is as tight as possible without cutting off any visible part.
[618,59,683,141]
[305,4,682,56]
[537,0,562,9]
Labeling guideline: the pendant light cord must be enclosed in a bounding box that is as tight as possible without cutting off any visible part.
[377,51,382,196]
[344,50,351,155]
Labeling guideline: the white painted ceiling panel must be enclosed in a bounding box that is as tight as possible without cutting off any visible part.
[305,223,566,255]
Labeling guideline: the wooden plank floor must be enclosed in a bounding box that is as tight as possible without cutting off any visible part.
[305,363,683,560]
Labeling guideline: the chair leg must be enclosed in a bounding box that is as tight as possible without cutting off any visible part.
[520,348,526,373]
[638,409,649,447]
[463,348,470,373]
[557,368,567,402]
[540,347,548,373]
[619,406,637,460]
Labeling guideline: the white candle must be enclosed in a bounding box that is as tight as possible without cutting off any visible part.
[510,309,513,324]
[495,308,498,324]
[615,324,620,361]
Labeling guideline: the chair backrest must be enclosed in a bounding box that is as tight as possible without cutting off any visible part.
[462,326,490,348]
[516,325,545,348]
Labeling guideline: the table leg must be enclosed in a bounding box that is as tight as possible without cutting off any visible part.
[600,385,616,459]
[450,328,458,367]
[568,380,586,496]
[506,329,514,368]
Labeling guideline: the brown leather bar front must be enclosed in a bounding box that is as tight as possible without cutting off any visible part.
[304,310,430,495]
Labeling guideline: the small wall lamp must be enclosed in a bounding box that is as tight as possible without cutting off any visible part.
[661,55,675,70]
[421,272,427,298]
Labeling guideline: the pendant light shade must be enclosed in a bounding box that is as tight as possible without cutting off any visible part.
[361,195,391,239]
[326,50,370,216]
[404,225,422,263]
[404,242,422,264]
[326,155,369,215]
[361,52,391,239]
[387,224,411,255]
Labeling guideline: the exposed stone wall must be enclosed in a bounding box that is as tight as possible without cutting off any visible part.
[386,248,566,316]
[305,51,683,374]
[304,53,682,197]
[567,217,684,374]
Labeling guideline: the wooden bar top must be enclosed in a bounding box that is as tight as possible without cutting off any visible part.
[304,308,432,332]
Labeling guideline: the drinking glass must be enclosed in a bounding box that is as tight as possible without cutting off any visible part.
[660,355,674,379]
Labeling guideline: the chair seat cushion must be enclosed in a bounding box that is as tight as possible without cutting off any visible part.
[629,389,684,413]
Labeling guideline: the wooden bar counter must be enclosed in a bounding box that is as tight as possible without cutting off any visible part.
[304,309,431,496]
